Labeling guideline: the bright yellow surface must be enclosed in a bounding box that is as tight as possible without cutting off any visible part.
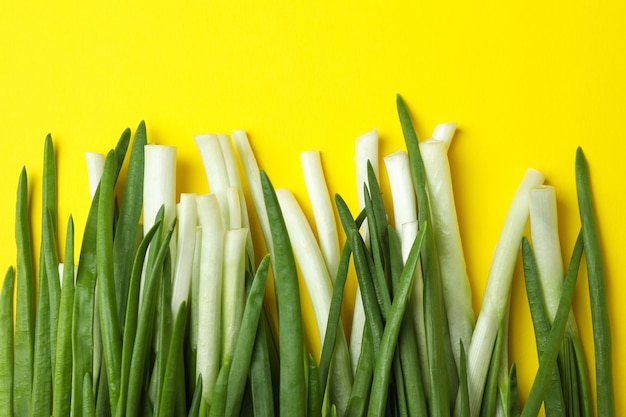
[0,0,624,413]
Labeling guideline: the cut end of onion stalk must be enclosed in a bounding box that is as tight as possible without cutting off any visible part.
[355,128,379,210]
[194,133,230,194]
[431,122,457,150]
[143,145,177,240]
[383,150,417,242]
[232,129,273,260]
[300,149,340,282]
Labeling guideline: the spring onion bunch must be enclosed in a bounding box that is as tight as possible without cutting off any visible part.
[0,96,614,417]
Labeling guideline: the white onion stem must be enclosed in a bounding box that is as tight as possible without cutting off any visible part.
[432,122,457,150]
[301,150,340,281]
[171,193,198,317]
[459,168,545,417]
[420,138,474,371]
[350,128,379,373]
[221,228,248,364]
[232,130,273,259]
[196,194,225,404]
[383,150,417,241]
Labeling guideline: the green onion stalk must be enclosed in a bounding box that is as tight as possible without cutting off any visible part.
[301,150,341,281]
[143,144,178,302]
[528,185,592,417]
[232,129,273,259]
[195,194,225,406]
[383,150,417,242]
[456,168,545,417]
[275,188,352,415]
[575,148,614,417]
[218,133,255,262]
[419,138,474,377]
[171,193,198,318]
[431,122,457,150]
[350,128,379,374]
[84,151,104,394]
[195,134,231,229]
[221,227,249,365]
[401,220,430,397]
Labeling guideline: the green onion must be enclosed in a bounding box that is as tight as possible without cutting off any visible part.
[31,254,52,417]
[196,194,225,405]
[52,217,75,417]
[336,194,384,358]
[189,226,202,373]
[0,267,14,416]
[419,138,474,373]
[143,144,177,269]
[275,187,352,414]
[383,150,417,241]
[153,224,175,416]
[397,94,454,417]
[575,147,614,417]
[232,130,273,257]
[171,193,198,317]
[249,313,277,417]
[125,215,176,417]
[116,221,163,417]
[301,150,341,281]
[224,254,271,417]
[74,128,131,417]
[389,224,427,417]
[40,136,60,378]
[156,302,188,417]
[350,128,379,373]
[42,210,60,380]
[261,169,307,417]
[14,167,35,417]
[221,228,249,364]
[195,133,231,228]
[97,150,123,415]
[367,221,427,417]
[528,185,592,416]
[85,150,105,406]
[114,122,146,326]
[219,133,255,261]
[521,237,565,417]
[520,231,583,417]
[318,210,364,402]
[400,220,429,398]
[458,167,544,417]
[431,122,457,150]
[344,324,374,417]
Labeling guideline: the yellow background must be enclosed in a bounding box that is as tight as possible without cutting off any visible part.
[0,0,624,414]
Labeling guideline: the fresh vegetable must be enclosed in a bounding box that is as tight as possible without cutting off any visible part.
[0,96,614,417]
